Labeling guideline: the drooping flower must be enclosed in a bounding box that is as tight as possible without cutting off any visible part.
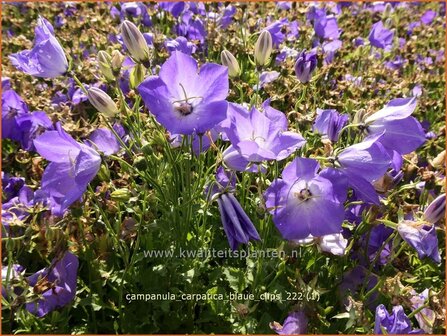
[294,50,317,84]
[313,108,348,142]
[264,158,346,240]
[9,16,68,78]
[26,252,79,317]
[270,311,308,334]
[365,97,426,155]
[374,304,423,334]
[368,21,394,50]
[138,51,229,135]
[33,123,102,216]
[397,220,441,263]
[221,102,305,172]
[207,167,260,250]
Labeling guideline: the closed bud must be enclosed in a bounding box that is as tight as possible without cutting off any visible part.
[294,50,317,84]
[129,63,146,89]
[383,3,393,19]
[220,50,240,77]
[97,163,111,181]
[254,30,272,66]
[87,87,119,118]
[120,20,150,64]
[111,50,125,75]
[110,188,132,202]
[424,193,446,224]
[97,50,114,82]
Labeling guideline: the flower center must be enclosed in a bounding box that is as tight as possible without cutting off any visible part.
[174,101,193,116]
[295,188,312,201]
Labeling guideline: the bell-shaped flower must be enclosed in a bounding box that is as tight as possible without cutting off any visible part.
[374,305,423,334]
[207,167,260,250]
[33,123,102,216]
[368,21,394,50]
[26,252,78,317]
[270,311,308,334]
[9,16,68,78]
[397,220,441,263]
[313,108,348,142]
[335,135,391,204]
[365,97,426,155]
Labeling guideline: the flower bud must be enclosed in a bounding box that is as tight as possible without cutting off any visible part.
[120,20,150,64]
[220,50,240,77]
[424,193,446,224]
[87,87,119,118]
[97,51,114,82]
[110,188,132,202]
[254,30,272,66]
[294,50,317,84]
[383,3,393,19]
[111,50,125,75]
[129,63,146,89]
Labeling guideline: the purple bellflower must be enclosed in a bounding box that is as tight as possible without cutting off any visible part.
[294,50,317,84]
[368,21,394,50]
[374,304,423,334]
[365,97,426,155]
[26,252,79,317]
[2,89,29,141]
[33,123,102,216]
[9,16,68,78]
[86,128,121,156]
[270,310,308,334]
[409,289,435,333]
[264,158,346,240]
[16,111,54,151]
[335,136,391,204]
[159,2,186,18]
[313,108,348,142]
[265,18,299,47]
[207,167,260,250]
[138,51,229,135]
[165,36,197,55]
[397,220,441,263]
[221,102,305,172]
[312,9,340,39]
